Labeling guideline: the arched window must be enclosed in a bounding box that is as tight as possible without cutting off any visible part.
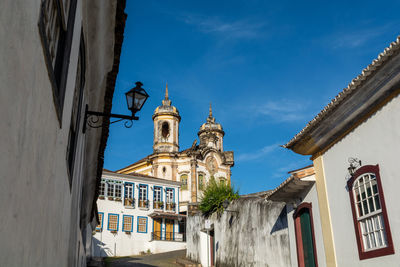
[161,121,170,138]
[293,203,318,267]
[180,174,188,190]
[347,165,394,260]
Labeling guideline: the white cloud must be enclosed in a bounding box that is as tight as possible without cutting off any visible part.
[250,100,309,122]
[236,143,279,162]
[181,14,266,39]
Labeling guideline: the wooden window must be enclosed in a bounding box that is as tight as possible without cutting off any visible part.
[38,0,77,123]
[107,214,119,232]
[293,203,318,267]
[166,188,175,211]
[137,217,147,233]
[180,174,188,190]
[153,186,163,209]
[115,184,122,199]
[124,183,134,207]
[96,212,104,231]
[122,215,133,232]
[66,33,85,187]
[107,182,115,198]
[347,165,394,260]
[139,184,148,208]
[99,180,106,197]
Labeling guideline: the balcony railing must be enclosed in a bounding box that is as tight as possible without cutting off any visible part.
[153,201,164,210]
[165,202,176,212]
[124,198,135,208]
[138,199,149,208]
[151,231,186,242]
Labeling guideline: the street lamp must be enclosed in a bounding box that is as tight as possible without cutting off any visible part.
[83,81,149,133]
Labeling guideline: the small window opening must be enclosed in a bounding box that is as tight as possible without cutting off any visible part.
[162,122,170,138]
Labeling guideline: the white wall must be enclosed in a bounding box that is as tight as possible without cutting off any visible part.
[322,94,400,266]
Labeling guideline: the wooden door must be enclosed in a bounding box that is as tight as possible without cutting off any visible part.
[153,219,162,240]
[165,219,174,241]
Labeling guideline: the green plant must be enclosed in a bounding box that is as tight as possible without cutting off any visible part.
[199,177,239,217]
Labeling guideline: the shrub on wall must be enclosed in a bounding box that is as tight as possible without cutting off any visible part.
[199,177,239,217]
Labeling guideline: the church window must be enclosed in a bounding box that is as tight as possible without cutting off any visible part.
[137,216,148,233]
[139,184,148,208]
[198,173,205,190]
[162,122,170,138]
[180,174,188,190]
[96,212,104,231]
[163,166,167,173]
[219,177,226,185]
[124,183,134,207]
[347,165,394,260]
[122,215,133,232]
[38,0,77,123]
[107,213,119,232]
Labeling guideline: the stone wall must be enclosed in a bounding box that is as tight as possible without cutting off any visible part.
[187,197,291,267]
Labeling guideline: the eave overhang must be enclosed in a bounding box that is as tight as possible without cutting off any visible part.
[268,176,314,202]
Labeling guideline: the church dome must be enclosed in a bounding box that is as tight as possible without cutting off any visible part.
[198,104,224,136]
[152,83,180,120]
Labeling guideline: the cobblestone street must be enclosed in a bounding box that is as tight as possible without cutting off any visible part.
[105,250,186,267]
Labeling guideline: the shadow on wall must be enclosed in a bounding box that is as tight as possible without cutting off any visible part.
[270,206,288,235]
[92,237,113,257]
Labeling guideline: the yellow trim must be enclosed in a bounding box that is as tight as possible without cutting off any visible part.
[117,162,151,174]
[313,155,337,267]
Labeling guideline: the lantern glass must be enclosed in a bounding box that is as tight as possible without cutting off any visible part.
[125,82,149,116]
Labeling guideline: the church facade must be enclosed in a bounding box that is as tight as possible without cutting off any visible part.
[117,85,234,212]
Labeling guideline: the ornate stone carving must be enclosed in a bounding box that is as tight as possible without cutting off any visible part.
[206,156,218,175]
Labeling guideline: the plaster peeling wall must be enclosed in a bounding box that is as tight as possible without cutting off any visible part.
[187,198,291,267]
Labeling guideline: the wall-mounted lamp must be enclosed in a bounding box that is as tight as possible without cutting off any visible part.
[83,81,149,133]
[348,157,362,176]
[222,199,238,214]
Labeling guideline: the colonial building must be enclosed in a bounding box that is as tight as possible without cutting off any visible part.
[0,0,128,266]
[92,170,186,257]
[117,85,234,211]
[284,36,400,266]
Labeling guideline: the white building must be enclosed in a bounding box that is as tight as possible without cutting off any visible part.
[0,0,127,266]
[284,36,400,266]
[92,170,186,257]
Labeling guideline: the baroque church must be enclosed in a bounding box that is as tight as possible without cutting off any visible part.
[117,85,234,212]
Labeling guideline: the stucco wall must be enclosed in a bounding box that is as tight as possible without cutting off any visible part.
[0,0,119,266]
[187,198,291,267]
[322,93,400,266]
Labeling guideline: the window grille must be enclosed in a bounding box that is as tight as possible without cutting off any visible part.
[108,214,119,231]
[123,215,133,232]
[138,217,147,233]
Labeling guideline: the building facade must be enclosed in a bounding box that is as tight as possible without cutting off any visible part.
[284,36,400,266]
[92,170,186,256]
[0,1,127,266]
[117,86,234,212]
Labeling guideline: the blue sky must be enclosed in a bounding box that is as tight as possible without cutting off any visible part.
[104,0,400,194]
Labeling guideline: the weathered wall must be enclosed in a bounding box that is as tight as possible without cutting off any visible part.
[187,198,291,267]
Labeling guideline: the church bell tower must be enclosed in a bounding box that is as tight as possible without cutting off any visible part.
[152,84,181,153]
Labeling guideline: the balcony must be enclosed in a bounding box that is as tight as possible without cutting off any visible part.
[151,231,186,242]
[153,201,164,210]
[165,202,176,212]
[124,197,135,208]
[138,199,149,209]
